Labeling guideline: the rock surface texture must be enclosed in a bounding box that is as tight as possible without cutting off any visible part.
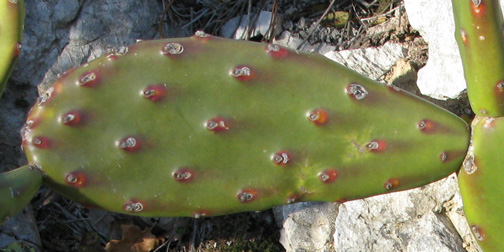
[0,0,479,251]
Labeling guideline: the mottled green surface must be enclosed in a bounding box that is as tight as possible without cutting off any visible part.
[0,164,42,225]
[452,0,504,117]
[0,0,24,97]
[22,35,469,217]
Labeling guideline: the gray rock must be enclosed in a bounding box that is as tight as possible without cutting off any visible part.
[221,11,282,39]
[275,175,478,252]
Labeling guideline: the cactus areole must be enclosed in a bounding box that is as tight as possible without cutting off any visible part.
[16,34,470,218]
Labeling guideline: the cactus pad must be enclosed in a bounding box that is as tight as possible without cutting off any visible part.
[459,116,504,252]
[0,0,24,97]
[0,164,42,224]
[21,35,470,217]
[452,0,504,117]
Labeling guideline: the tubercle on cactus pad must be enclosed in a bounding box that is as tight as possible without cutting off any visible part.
[20,34,469,217]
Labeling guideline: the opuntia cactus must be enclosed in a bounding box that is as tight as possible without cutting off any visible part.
[452,0,504,251]
[0,0,24,97]
[18,34,469,218]
[2,0,504,251]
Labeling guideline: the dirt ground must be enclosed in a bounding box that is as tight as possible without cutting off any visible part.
[4,0,472,251]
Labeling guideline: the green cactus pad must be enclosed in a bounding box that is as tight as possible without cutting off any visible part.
[459,116,504,252]
[22,35,469,217]
[0,0,24,97]
[452,0,504,117]
[0,164,42,225]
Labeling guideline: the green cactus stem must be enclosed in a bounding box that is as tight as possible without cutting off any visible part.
[19,34,469,218]
[0,164,42,225]
[452,0,504,117]
[0,0,24,97]
[459,116,504,252]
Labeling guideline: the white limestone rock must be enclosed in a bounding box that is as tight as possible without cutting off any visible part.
[404,0,504,99]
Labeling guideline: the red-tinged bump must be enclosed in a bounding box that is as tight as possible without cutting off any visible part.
[24,118,39,130]
[271,150,290,166]
[471,225,485,241]
[172,168,195,183]
[193,30,212,40]
[482,117,496,129]
[471,0,484,16]
[417,119,436,133]
[15,43,22,56]
[460,29,468,45]
[205,117,229,132]
[384,178,400,190]
[463,155,477,175]
[193,210,211,218]
[65,171,87,188]
[32,136,50,149]
[77,70,99,87]
[237,188,259,203]
[122,199,145,213]
[117,136,141,152]
[142,84,167,102]
[265,44,288,58]
[440,152,448,162]
[60,111,83,126]
[161,42,184,55]
[345,83,368,100]
[307,109,329,125]
[366,139,387,152]
[495,81,504,94]
[36,87,55,106]
[231,65,254,81]
[319,169,339,183]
